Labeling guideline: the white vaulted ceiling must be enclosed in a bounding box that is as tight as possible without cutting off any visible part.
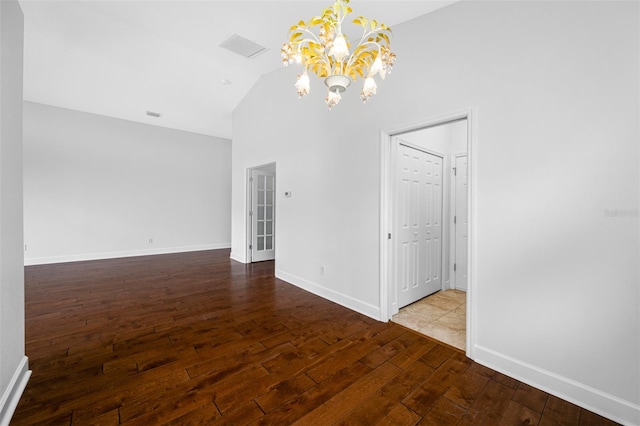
[19,1,455,138]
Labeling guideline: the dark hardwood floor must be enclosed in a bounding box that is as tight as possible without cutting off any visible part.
[12,249,616,425]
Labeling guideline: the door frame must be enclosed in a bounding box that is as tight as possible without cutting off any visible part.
[380,109,477,358]
[246,162,276,263]
[451,153,468,291]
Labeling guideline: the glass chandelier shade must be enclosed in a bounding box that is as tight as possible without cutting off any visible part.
[281,0,396,110]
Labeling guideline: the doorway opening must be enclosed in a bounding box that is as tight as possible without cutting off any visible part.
[246,163,276,263]
[380,110,475,357]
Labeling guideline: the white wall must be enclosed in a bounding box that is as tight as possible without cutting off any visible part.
[24,102,232,264]
[0,1,30,423]
[232,1,639,424]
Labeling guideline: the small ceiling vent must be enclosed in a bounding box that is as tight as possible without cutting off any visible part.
[219,33,267,59]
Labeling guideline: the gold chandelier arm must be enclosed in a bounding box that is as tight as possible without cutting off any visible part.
[289,26,332,73]
[298,28,322,46]
[352,15,392,47]
[356,29,391,49]
[333,0,349,29]
[344,41,380,71]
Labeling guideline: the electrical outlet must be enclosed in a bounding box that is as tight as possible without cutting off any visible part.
[24,244,27,252]
[320,266,325,275]
[148,238,153,244]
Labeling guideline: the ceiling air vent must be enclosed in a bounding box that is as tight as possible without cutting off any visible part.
[219,33,267,59]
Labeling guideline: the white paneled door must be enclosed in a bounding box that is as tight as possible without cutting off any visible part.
[454,155,468,291]
[396,142,443,308]
[251,169,275,262]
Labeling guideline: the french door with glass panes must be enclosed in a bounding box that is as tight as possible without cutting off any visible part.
[251,169,275,262]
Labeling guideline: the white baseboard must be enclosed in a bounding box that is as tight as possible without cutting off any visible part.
[0,356,31,426]
[474,345,640,426]
[229,252,247,263]
[24,243,231,266]
[275,269,381,321]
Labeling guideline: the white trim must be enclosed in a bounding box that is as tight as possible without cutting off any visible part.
[379,129,392,322]
[397,140,445,160]
[385,112,471,138]
[276,269,381,321]
[474,346,640,426]
[246,167,253,263]
[450,152,468,292]
[24,243,230,266]
[380,108,477,360]
[466,109,478,359]
[0,356,31,426]
[229,252,247,263]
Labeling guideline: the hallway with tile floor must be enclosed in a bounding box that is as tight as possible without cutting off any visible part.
[392,290,466,351]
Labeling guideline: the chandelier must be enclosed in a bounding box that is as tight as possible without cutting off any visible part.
[281,0,396,110]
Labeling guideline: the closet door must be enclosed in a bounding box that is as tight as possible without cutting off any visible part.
[396,142,443,308]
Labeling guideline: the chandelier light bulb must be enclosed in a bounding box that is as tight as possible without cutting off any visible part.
[281,0,396,109]
[325,90,342,110]
[295,69,311,98]
[330,33,349,62]
[361,77,377,103]
[369,55,385,79]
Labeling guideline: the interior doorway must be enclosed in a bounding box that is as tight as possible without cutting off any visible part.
[380,111,474,355]
[246,163,276,263]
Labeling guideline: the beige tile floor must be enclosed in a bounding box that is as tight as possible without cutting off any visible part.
[392,289,466,351]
